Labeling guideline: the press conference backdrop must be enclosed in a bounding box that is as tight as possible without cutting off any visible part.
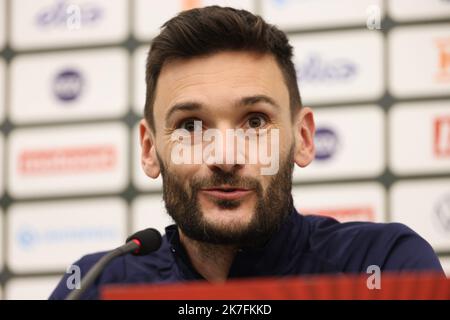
[0,0,449,300]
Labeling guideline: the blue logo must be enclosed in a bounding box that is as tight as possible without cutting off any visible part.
[297,53,358,83]
[17,226,119,250]
[314,127,339,160]
[17,227,38,250]
[53,69,84,102]
[35,0,102,28]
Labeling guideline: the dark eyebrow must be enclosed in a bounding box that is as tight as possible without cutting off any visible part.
[165,95,280,123]
[165,102,202,123]
[237,95,280,110]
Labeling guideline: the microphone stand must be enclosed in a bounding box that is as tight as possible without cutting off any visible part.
[66,241,139,300]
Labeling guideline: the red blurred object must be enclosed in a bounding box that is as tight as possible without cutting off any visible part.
[101,273,450,300]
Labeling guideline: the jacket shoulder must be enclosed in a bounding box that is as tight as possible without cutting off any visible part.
[303,215,443,274]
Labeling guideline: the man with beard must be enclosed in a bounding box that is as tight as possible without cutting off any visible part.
[50,6,443,300]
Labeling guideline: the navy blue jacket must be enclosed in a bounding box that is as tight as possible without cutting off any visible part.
[49,207,444,299]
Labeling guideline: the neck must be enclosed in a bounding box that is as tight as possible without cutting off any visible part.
[179,229,238,282]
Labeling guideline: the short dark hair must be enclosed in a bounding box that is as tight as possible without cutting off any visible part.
[144,6,301,131]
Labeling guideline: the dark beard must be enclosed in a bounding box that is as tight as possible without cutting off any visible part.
[159,145,294,248]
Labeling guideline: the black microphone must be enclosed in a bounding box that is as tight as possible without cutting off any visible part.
[66,228,162,300]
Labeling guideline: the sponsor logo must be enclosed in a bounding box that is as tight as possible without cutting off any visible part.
[35,0,102,28]
[297,54,358,83]
[300,207,375,222]
[314,127,339,160]
[434,116,450,157]
[18,145,117,175]
[17,226,119,250]
[433,195,450,234]
[53,69,84,102]
[435,38,450,82]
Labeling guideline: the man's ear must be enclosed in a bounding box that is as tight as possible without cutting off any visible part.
[293,107,316,168]
[139,119,161,178]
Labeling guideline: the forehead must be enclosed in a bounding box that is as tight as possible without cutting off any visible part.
[153,51,289,116]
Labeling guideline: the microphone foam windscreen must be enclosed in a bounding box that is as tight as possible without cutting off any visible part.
[126,228,162,255]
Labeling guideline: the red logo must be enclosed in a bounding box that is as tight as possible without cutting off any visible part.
[435,38,450,82]
[299,207,375,223]
[18,145,117,175]
[434,116,450,157]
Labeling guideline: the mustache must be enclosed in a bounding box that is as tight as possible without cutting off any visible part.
[190,170,262,192]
